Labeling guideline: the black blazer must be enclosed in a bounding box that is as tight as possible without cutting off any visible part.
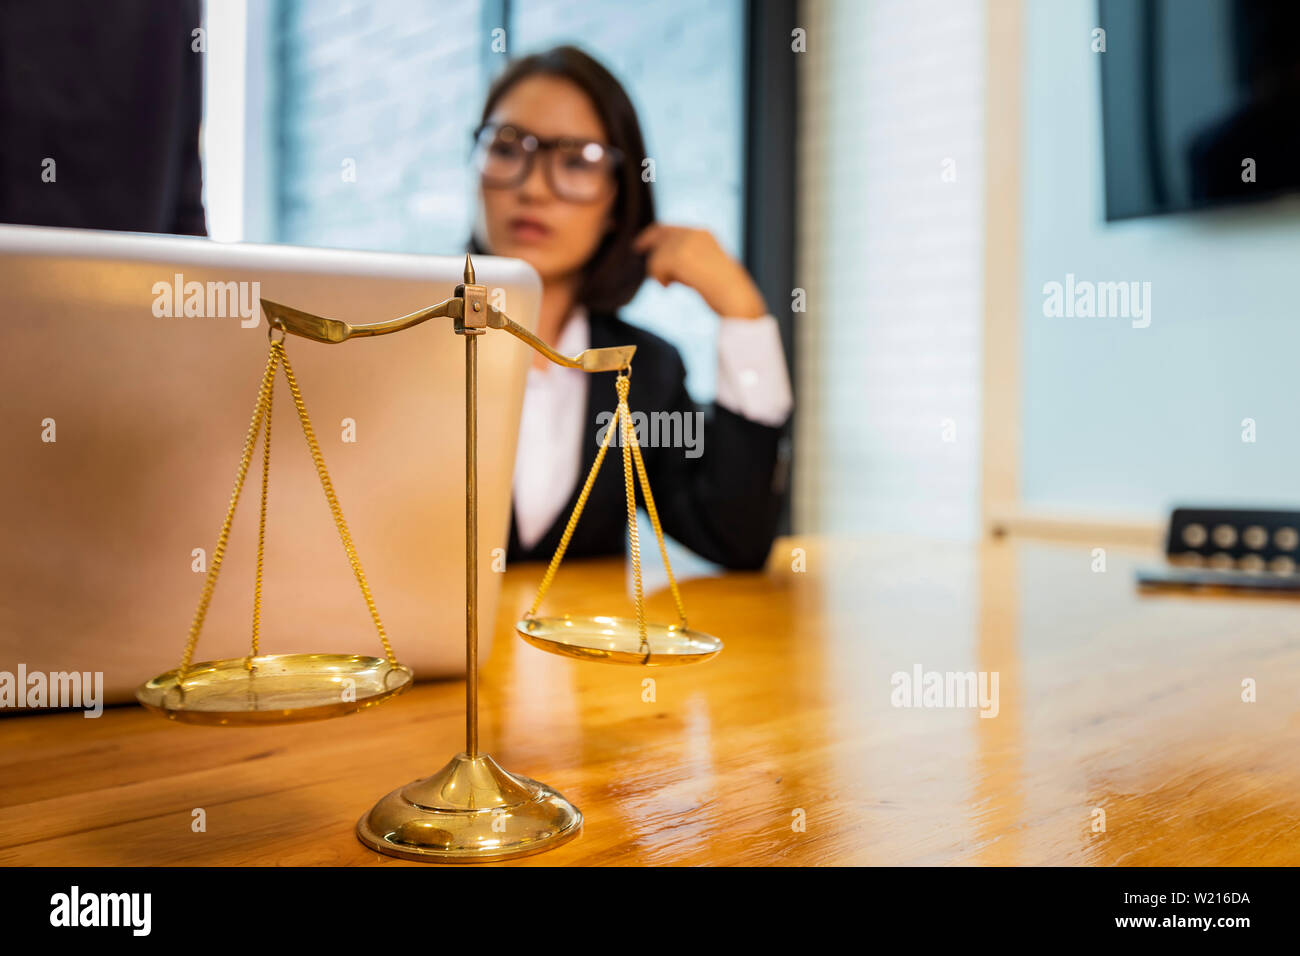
[507,311,789,571]
[0,0,207,236]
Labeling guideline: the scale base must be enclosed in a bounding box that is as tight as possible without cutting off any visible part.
[356,751,582,862]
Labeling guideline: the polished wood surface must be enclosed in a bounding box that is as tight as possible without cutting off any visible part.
[2,534,1298,865]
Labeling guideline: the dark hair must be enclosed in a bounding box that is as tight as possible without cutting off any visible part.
[468,45,655,315]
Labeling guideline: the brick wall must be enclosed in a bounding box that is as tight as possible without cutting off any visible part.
[275,0,487,254]
[795,0,985,538]
[273,0,745,399]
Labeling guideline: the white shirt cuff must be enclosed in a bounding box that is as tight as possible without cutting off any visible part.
[714,314,793,427]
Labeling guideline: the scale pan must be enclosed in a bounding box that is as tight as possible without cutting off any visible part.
[135,653,413,726]
[515,615,722,665]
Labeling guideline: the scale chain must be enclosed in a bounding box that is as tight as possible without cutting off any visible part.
[176,339,397,681]
[627,411,688,628]
[178,342,280,677]
[525,390,617,617]
[249,350,275,667]
[617,376,648,655]
[277,343,397,667]
[525,369,689,658]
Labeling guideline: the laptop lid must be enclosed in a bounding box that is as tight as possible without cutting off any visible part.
[0,225,539,707]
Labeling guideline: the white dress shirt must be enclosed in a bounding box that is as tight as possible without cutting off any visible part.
[512,307,793,551]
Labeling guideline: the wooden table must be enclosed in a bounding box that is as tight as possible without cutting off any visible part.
[3,535,1298,865]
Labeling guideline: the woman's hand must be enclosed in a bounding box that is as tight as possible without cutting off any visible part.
[632,224,768,319]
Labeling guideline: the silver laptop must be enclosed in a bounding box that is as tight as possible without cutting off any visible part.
[0,225,539,707]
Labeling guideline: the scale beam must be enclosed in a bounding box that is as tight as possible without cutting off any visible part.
[261,256,635,372]
[260,297,455,344]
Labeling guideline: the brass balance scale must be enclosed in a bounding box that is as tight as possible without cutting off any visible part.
[134,256,722,862]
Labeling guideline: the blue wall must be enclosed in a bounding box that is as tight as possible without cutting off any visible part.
[1020,0,1300,518]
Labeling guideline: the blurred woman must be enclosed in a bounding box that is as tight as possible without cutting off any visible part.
[470,45,792,570]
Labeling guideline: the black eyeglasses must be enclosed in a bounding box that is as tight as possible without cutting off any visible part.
[471,122,622,203]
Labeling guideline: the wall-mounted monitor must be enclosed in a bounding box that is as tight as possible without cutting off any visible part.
[1099,0,1300,220]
